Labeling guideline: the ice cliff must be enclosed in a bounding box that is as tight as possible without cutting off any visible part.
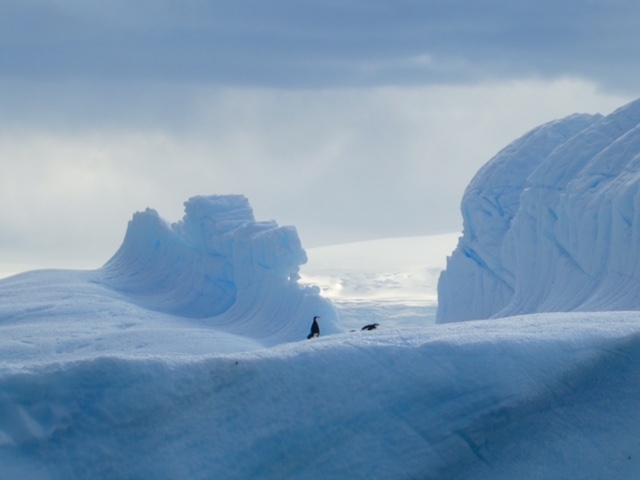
[437,98,640,323]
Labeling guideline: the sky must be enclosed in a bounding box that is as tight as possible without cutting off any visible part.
[1,0,639,276]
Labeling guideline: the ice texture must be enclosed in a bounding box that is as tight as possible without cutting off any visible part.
[438,99,640,322]
[2,312,640,479]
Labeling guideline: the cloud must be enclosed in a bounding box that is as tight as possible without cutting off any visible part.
[0,78,632,277]
[1,1,639,91]
[1,2,639,276]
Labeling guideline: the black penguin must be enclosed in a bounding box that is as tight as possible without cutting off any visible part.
[361,323,379,331]
[307,316,320,339]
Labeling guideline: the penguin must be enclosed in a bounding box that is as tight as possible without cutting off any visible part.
[361,323,379,331]
[307,316,320,339]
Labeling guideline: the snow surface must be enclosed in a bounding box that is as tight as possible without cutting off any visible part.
[438,98,640,322]
[3,308,640,479]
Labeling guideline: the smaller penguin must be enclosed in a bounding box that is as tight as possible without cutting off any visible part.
[307,316,320,339]
[361,323,379,331]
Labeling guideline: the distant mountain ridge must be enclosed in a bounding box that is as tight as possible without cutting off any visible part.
[438,99,640,322]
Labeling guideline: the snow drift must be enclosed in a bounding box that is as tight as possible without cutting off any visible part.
[3,313,640,479]
[438,98,640,322]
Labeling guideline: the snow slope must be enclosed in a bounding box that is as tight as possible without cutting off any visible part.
[2,312,640,479]
[438,98,640,322]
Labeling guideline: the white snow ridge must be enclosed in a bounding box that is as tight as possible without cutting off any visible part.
[4,100,640,479]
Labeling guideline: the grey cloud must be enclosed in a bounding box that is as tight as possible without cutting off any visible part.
[1,1,639,91]
[0,1,638,274]
[0,82,630,258]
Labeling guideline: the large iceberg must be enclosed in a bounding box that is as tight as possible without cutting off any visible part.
[437,98,640,322]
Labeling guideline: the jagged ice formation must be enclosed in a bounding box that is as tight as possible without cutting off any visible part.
[438,99,640,323]
[0,195,340,349]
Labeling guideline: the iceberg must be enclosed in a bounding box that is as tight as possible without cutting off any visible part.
[99,194,341,341]
[0,195,341,355]
[438,98,640,322]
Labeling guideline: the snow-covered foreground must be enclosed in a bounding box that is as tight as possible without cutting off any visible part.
[2,310,640,479]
